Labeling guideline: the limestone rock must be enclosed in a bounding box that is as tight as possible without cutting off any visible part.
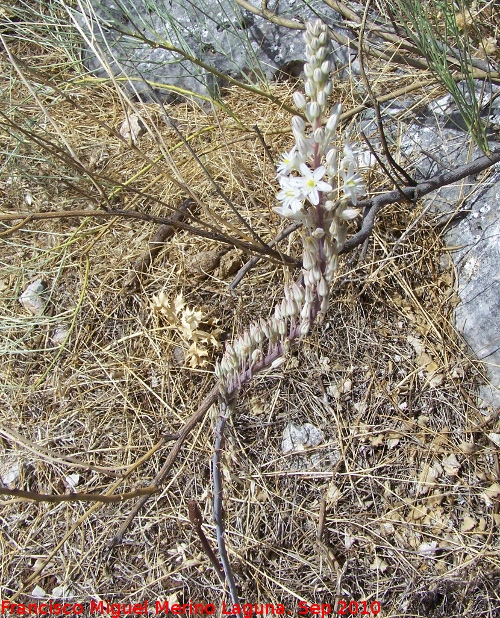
[77,0,352,102]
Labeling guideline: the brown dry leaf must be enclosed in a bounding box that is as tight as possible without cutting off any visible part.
[119,113,145,144]
[370,434,385,447]
[426,491,444,507]
[481,36,497,56]
[428,372,444,387]
[180,307,204,340]
[185,342,209,369]
[487,433,500,448]
[417,541,438,557]
[370,556,388,572]
[442,453,461,476]
[461,515,476,532]
[344,531,356,549]
[380,522,395,536]
[459,441,476,455]
[152,292,185,323]
[417,461,442,495]
[387,431,401,449]
[482,483,500,507]
[425,359,439,374]
[325,482,342,506]
[407,334,424,354]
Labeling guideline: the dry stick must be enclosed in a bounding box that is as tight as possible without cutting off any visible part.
[212,399,240,605]
[188,500,225,585]
[123,198,194,294]
[110,384,220,547]
[0,486,157,504]
[0,426,129,478]
[0,207,296,266]
[253,124,275,165]
[163,114,269,251]
[342,146,500,253]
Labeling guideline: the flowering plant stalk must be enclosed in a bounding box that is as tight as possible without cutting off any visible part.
[212,20,365,604]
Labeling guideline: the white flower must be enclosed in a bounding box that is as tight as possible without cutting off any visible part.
[341,162,365,205]
[276,147,302,176]
[340,136,359,170]
[275,176,305,219]
[293,164,332,206]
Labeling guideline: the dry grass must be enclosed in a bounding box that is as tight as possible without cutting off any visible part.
[1,10,499,618]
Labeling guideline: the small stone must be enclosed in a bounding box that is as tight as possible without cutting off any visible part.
[19,279,48,315]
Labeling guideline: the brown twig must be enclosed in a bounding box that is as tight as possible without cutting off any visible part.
[0,207,297,266]
[212,398,241,606]
[0,486,157,504]
[342,146,500,253]
[188,500,225,585]
[2,149,498,263]
[253,124,275,165]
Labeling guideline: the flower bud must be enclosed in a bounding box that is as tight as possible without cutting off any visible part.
[316,46,329,62]
[271,356,286,370]
[318,276,329,297]
[293,91,307,110]
[318,31,329,46]
[306,102,321,119]
[304,80,316,97]
[292,116,305,134]
[305,44,315,59]
[251,349,263,364]
[326,104,341,132]
[321,60,330,75]
[339,207,360,221]
[300,319,310,337]
[286,298,297,317]
[311,266,322,282]
[260,318,270,338]
[304,64,314,79]
[301,301,313,320]
[305,285,315,303]
[322,81,333,97]
[313,67,324,84]
[308,56,320,69]
[317,90,328,106]
[292,283,305,305]
[313,127,325,144]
